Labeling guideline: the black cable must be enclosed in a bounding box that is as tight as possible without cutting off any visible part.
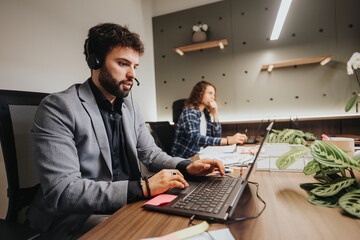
[227,181,266,223]
[188,215,195,226]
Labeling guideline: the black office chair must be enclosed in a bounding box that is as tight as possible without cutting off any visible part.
[172,99,186,124]
[147,121,175,155]
[0,89,48,239]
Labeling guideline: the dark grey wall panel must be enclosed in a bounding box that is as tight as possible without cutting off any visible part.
[153,0,360,122]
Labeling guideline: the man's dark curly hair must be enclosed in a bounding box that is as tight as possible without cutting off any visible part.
[185,81,217,110]
[84,23,144,66]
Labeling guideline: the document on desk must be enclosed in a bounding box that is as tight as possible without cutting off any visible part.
[199,152,254,166]
[185,228,235,240]
[199,144,236,154]
[143,227,234,240]
[237,145,263,154]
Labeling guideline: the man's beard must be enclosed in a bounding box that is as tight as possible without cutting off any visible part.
[98,65,131,98]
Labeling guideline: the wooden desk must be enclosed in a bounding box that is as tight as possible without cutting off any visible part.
[80,171,360,240]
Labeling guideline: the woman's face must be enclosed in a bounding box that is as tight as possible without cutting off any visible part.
[201,85,216,107]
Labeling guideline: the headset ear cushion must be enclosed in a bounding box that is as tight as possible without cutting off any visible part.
[87,54,101,70]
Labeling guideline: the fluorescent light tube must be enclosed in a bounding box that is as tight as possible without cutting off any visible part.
[270,0,292,40]
[175,48,184,56]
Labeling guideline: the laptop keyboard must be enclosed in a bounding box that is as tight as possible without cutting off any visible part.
[172,178,238,214]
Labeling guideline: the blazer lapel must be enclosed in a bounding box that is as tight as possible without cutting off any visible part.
[78,80,112,173]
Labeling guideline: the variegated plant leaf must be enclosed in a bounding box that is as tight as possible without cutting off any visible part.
[345,94,358,112]
[266,132,278,143]
[310,178,356,197]
[308,194,340,208]
[314,167,341,177]
[276,146,310,169]
[300,137,308,146]
[271,129,282,134]
[304,132,317,140]
[352,153,360,162]
[303,160,320,175]
[338,189,360,218]
[314,169,341,184]
[311,140,360,171]
[294,130,305,137]
[300,182,323,191]
[294,137,303,145]
[277,129,297,143]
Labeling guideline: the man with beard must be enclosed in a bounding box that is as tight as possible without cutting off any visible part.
[171,81,248,159]
[27,23,225,239]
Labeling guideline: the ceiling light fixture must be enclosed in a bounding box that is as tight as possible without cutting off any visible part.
[270,0,292,40]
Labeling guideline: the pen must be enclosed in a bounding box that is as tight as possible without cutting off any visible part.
[214,170,232,174]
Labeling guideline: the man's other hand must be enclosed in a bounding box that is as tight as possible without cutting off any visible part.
[186,158,225,176]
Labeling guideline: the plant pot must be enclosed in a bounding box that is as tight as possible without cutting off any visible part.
[192,31,207,43]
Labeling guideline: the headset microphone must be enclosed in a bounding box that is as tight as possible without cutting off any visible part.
[134,78,140,86]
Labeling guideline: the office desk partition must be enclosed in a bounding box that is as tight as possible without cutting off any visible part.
[79,171,360,240]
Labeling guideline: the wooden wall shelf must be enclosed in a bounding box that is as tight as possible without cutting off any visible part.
[173,39,228,55]
[261,54,334,71]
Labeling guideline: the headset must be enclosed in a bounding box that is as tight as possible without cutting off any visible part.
[85,39,102,70]
[85,39,141,88]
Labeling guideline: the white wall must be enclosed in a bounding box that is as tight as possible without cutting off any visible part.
[0,0,157,218]
[152,0,223,17]
[0,0,157,121]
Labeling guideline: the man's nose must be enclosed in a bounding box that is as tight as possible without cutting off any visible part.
[127,67,136,80]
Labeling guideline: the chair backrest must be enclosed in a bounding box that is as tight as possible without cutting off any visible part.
[172,99,186,124]
[0,89,48,223]
[147,121,175,155]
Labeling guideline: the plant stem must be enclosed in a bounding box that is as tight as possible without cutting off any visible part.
[318,163,329,183]
[339,168,346,177]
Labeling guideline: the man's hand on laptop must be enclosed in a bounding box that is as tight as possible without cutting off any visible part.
[145,169,189,197]
[186,158,225,176]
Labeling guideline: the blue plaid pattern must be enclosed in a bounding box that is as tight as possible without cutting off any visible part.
[171,107,222,158]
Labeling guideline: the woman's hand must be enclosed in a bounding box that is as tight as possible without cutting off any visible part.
[186,158,225,176]
[208,100,219,122]
[144,169,189,197]
[208,100,218,113]
[228,133,247,145]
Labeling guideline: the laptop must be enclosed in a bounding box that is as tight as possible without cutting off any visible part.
[245,120,264,144]
[144,122,273,222]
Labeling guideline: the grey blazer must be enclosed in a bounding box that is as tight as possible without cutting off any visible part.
[27,80,185,231]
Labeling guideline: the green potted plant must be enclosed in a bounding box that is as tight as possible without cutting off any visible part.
[345,52,360,112]
[276,140,360,218]
[266,128,317,146]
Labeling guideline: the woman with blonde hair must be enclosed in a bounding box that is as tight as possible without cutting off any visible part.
[171,81,247,158]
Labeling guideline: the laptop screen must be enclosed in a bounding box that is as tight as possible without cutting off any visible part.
[243,122,273,183]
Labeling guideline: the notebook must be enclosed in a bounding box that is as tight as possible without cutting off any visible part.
[143,122,273,222]
[245,120,264,144]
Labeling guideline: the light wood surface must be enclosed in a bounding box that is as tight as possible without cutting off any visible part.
[261,55,334,70]
[79,171,360,240]
[173,39,228,53]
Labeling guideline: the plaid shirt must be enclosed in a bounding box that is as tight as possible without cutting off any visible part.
[171,107,222,158]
